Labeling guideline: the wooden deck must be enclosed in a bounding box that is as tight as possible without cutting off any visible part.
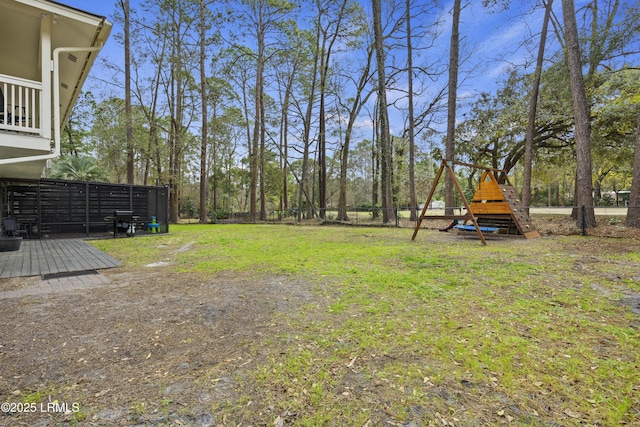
[0,239,121,279]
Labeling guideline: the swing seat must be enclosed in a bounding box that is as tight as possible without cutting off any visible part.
[454,224,499,233]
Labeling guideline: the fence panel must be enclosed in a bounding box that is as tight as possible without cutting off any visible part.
[4,179,169,238]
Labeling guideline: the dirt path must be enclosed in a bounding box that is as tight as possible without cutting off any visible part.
[0,268,313,426]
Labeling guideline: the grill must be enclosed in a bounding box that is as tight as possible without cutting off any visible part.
[108,210,139,238]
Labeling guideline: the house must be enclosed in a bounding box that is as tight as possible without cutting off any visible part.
[1,1,169,239]
[0,0,111,181]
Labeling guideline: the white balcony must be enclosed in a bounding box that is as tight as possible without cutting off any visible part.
[0,73,50,180]
[0,74,42,136]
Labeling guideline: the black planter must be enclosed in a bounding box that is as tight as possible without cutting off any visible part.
[0,237,22,252]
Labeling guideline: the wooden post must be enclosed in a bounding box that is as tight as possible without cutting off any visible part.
[412,160,487,245]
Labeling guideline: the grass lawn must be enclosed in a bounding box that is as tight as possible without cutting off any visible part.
[84,224,639,425]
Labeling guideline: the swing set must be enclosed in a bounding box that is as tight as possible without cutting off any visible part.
[411,160,540,245]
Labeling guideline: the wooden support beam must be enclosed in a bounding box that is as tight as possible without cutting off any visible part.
[412,160,487,245]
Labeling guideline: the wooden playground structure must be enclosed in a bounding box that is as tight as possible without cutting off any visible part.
[411,160,540,245]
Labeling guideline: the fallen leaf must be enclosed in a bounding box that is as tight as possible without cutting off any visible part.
[274,415,284,427]
[564,408,582,419]
[94,389,110,397]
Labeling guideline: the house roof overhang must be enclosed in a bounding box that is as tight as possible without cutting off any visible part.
[0,0,112,127]
[0,0,112,180]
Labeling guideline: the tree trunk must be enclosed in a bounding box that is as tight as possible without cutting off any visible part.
[626,110,640,227]
[168,2,187,224]
[318,45,327,219]
[298,20,321,222]
[372,0,395,224]
[406,0,417,221]
[523,0,552,215]
[444,0,461,215]
[337,143,350,221]
[144,61,163,187]
[259,92,266,221]
[251,38,263,222]
[168,20,178,223]
[280,72,294,215]
[372,109,379,219]
[198,0,208,224]
[123,0,134,184]
[317,17,329,221]
[211,103,218,212]
[562,0,596,228]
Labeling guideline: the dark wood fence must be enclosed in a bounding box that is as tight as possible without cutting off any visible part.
[1,178,169,238]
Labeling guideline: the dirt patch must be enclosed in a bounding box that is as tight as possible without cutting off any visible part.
[535,215,640,239]
[0,268,313,426]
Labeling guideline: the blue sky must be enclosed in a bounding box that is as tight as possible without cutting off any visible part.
[62,0,563,97]
[58,0,593,138]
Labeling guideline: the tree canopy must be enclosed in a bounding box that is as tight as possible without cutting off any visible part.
[57,0,640,225]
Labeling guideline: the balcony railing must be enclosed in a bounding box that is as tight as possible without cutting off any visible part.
[0,73,42,135]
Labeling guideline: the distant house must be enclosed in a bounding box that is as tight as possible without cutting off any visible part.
[0,0,111,181]
[617,190,630,206]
